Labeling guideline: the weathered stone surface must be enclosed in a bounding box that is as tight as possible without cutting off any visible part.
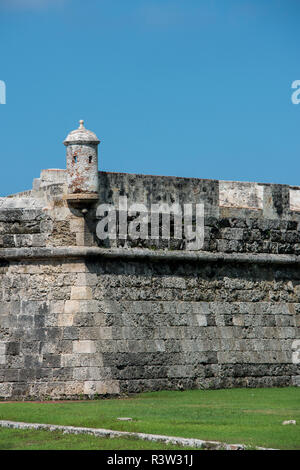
[73,340,96,354]
[0,162,300,399]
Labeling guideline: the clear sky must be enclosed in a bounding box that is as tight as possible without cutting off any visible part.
[0,0,300,196]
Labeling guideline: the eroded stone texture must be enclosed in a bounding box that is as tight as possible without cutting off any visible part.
[0,164,299,399]
[0,253,299,399]
[64,121,100,195]
[85,258,299,394]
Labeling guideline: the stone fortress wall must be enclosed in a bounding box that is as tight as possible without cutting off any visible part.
[0,121,299,399]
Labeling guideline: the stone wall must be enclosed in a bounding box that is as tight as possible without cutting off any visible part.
[94,172,300,254]
[0,258,119,399]
[89,257,300,394]
[0,254,299,399]
[0,169,299,399]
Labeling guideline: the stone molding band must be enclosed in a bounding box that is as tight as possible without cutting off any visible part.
[1,247,300,265]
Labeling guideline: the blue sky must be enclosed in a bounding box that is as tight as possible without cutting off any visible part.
[0,0,300,196]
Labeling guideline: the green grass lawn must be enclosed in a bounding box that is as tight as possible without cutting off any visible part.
[0,428,195,451]
[0,387,299,450]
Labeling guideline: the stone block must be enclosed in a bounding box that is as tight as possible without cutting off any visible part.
[44,313,58,328]
[78,327,100,340]
[195,314,207,326]
[76,273,98,286]
[98,327,113,340]
[73,340,96,354]
[0,383,12,398]
[222,228,244,240]
[42,354,61,368]
[58,314,73,327]
[62,327,79,340]
[20,301,40,315]
[71,287,93,300]
[5,369,19,382]
[83,380,120,395]
[72,367,88,380]
[69,219,85,233]
[161,277,186,289]
[73,313,95,327]
[64,381,84,395]
[0,302,11,315]
[47,382,66,398]
[0,355,6,365]
[61,263,88,273]
[0,341,6,355]
[50,301,65,314]
[292,376,300,386]
[64,300,80,314]
[79,300,99,313]
[76,232,85,246]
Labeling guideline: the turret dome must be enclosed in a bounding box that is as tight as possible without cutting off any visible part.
[63,120,100,145]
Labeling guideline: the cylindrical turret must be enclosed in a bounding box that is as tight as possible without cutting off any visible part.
[63,120,100,195]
